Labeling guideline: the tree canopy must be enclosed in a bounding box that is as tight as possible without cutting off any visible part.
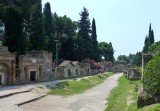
[143,23,155,53]
[98,42,114,62]
[0,2,115,62]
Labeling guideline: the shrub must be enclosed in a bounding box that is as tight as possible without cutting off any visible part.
[143,53,160,101]
[148,41,160,54]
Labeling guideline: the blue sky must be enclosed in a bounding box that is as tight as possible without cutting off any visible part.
[42,0,160,58]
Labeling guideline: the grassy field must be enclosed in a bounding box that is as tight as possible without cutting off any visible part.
[105,76,160,111]
[48,72,113,96]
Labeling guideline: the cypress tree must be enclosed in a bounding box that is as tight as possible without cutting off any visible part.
[4,6,26,54]
[143,35,150,53]
[91,18,99,61]
[43,2,53,52]
[29,0,47,51]
[143,23,155,53]
[108,42,114,62]
[148,23,154,45]
[150,29,154,45]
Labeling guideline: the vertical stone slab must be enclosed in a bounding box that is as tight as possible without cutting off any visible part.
[142,54,153,79]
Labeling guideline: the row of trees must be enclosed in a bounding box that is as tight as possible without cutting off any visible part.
[116,23,155,66]
[0,0,114,62]
[116,52,142,66]
[143,23,155,53]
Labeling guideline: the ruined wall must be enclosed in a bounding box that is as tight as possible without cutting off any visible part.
[0,46,16,86]
[19,51,53,84]
[142,54,153,78]
[54,67,64,79]
[127,68,141,80]
[91,69,98,75]
[72,64,81,77]
[79,63,91,76]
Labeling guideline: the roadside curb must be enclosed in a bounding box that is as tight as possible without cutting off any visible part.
[17,94,47,106]
[0,89,32,99]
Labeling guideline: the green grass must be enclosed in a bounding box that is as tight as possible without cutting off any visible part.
[105,76,141,111]
[48,72,113,96]
[105,76,160,111]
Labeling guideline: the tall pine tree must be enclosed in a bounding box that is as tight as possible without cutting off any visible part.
[143,23,155,53]
[4,3,27,54]
[108,42,114,62]
[77,7,93,61]
[43,2,53,52]
[91,18,99,61]
[29,0,47,51]
[149,23,154,45]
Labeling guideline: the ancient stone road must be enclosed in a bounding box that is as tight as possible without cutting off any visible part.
[21,73,123,111]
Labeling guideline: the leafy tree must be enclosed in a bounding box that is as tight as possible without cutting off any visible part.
[29,0,47,51]
[148,41,160,54]
[134,52,142,66]
[117,55,129,63]
[116,52,142,66]
[43,2,53,52]
[98,42,114,62]
[91,18,99,61]
[59,16,77,60]
[77,7,93,60]
[52,14,77,60]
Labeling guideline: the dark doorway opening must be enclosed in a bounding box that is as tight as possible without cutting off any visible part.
[76,69,78,75]
[30,71,36,82]
[68,69,71,77]
[0,75,2,85]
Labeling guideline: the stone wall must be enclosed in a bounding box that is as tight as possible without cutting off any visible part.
[72,64,81,77]
[127,68,141,80]
[91,69,98,75]
[142,54,153,79]
[54,67,64,79]
[79,63,91,75]
[0,46,16,86]
[19,51,53,84]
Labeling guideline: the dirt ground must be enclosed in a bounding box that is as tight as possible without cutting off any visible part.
[20,73,123,111]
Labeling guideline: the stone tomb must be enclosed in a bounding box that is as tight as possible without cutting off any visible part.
[18,51,53,84]
[0,46,16,86]
[79,63,91,76]
[57,61,82,79]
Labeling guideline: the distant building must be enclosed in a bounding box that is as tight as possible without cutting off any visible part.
[56,61,82,79]
[72,61,81,77]
[58,60,73,78]
[79,62,91,76]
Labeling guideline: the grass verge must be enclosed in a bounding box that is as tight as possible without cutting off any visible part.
[105,76,141,111]
[105,76,160,111]
[48,72,113,96]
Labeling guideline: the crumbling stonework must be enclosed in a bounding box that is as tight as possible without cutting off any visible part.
[79,63,91,76]
[0,46,16,86]
[127,68,141,80]
[18,51,53,84]
[142,54,153,79]
[54,67,64,79]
